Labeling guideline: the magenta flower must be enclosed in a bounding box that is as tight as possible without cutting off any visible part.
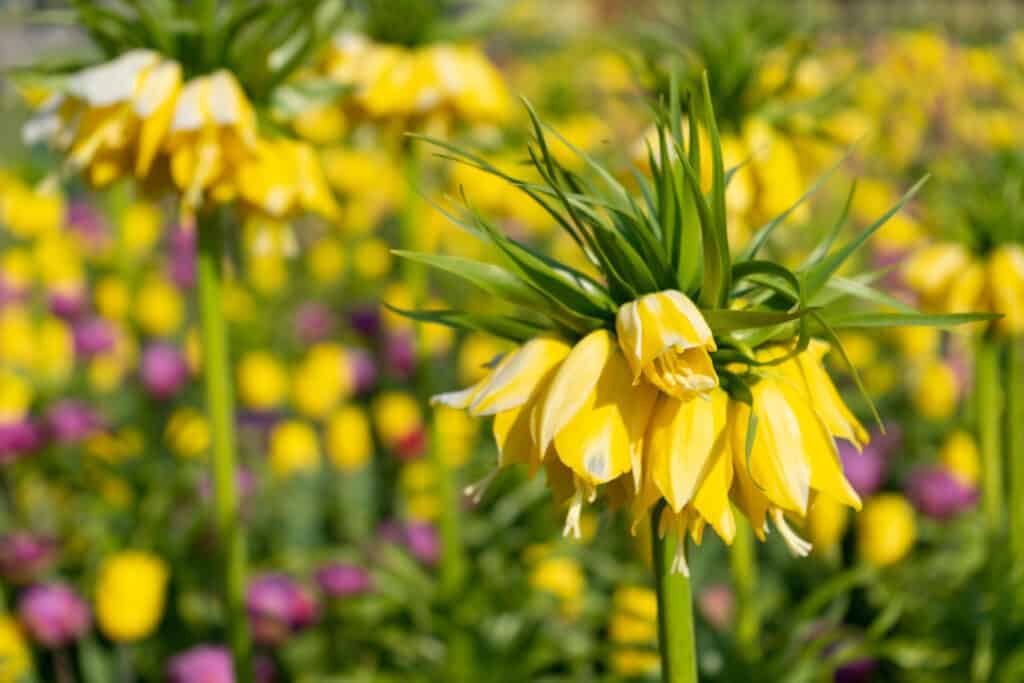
[315,563,373,599]
[246,574,318,647]
[167,645,234,683]
[907,467,978,521]
[0,533,56,584]
[18,583,90,648]
[140,344,189,399]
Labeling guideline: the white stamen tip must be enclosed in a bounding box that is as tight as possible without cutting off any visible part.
[563,486,585,539]
[464,469,499,504]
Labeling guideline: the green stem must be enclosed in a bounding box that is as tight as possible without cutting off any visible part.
[652,503,699,683]
[730,517,760,659]
[976,338,1004,535]
[197,210,252,681]
[1008,338,1024,559]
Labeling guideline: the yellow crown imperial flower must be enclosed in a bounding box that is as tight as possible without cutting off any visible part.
[396,78,992,574]
[616,290,718,400]
[25,50,182,188]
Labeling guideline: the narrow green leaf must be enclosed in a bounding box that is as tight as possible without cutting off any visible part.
[702,307,810,333]
[802,179,856,268]
[819,311,1000,329]
[700,72,732,307]
[803,175,929,296]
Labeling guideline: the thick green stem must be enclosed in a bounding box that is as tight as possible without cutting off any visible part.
[1008,338,1024,558]
[730,517,760,659]
[197,212,252,680]
[976,338,1004,535]
[652,503,699,683]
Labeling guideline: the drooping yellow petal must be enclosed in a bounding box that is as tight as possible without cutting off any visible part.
[748,378,812,514]
[553,347,657,487]
[470,336,571,416]
[693,430,736,544]
[646,389,729,513]
[134,61,182,175]
[785,340,869,448]
[536,330,615,454]
[729,401,771,539]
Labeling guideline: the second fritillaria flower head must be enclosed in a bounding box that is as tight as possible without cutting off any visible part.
[397,75,992,573]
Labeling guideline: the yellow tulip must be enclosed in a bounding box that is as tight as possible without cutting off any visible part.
[120,201,163,256]
[352,238,393,280]
[307,237,347,286]
[292,344,353,419]
[940,430,980,486]
[372,391,423,450]
[165,407,211,459]
[913,360,959,421]
[134,275,184,337]
[529,556,585,618]
[0,614,31,683]
[325,404,373,472]
[988,244,1024,335]
[615,290,718,401]
[34,316,74,386]
[0,371,33,422]
[269,420,321,480]
[96,551,169,642]
[858,494,916,567]
[94,275,131,320]
[806,495,850,552]
[237,351,289,411]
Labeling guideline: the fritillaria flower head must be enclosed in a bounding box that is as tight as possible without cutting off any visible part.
[395,77,992,573]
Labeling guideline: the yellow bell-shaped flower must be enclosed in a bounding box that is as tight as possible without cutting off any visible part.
[615,290,718,401]
[988,244,1024,335]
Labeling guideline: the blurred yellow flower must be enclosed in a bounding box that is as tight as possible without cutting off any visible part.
[457,333,508,386]
[805,496,850,553]
[120,201,163,256]
[166,70,257,210]
[94,275,131,320]
[26,51,182,188]
[0,371,33,421]
[372,391,422,450]
[433,405,477,468]
[858,494,916,567]
[236,138,339,220]
[325,404,373,472]
[0,614,31,683]
[988,244,1024,335]
[529,555,585,618]
[292,105,346,144]
[165,407,211,459]
[913,360,959,421]
[237,351,288,411]
[941,430,981,486]
[34,316,74,385]
[1,181,65,239]
[292,344,353,419]
[96,551,169,642]
[134,274,184,337]
[269,420,321,479]
[307,237,347,286]
[352,238,393,280]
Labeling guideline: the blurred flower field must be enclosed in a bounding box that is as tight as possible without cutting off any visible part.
[0,1,1022,681]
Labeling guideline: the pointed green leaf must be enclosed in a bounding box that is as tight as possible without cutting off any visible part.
[384,305,548,343]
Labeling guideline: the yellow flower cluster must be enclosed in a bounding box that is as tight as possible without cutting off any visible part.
[26,51,337,218]
[904,242,1024,336]
[321,33,511,124]
[438,290,866,573]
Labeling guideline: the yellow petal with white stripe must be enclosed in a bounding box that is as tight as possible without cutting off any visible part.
[470,336,570,416]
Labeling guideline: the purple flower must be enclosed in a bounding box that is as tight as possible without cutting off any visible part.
[46,400,101,444]
[907,467,978,521]
[67,201,110,252]
[315,563,373,598]
[348,348,378,395]
[140,344,189,400]
[0,533,56,584]
[835,657,878,683]
[348,305,381,338]
[167,645,234,683]
[168,224,197,289]
[18,583,90,648]
[246,575,318,646]
[48,287,86,320]
[384,333,415,379]
[294,302,336,345]
[0,419,44,464]
[839,428,900,498]
[73,317,116,357]
[406,523,440,566]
